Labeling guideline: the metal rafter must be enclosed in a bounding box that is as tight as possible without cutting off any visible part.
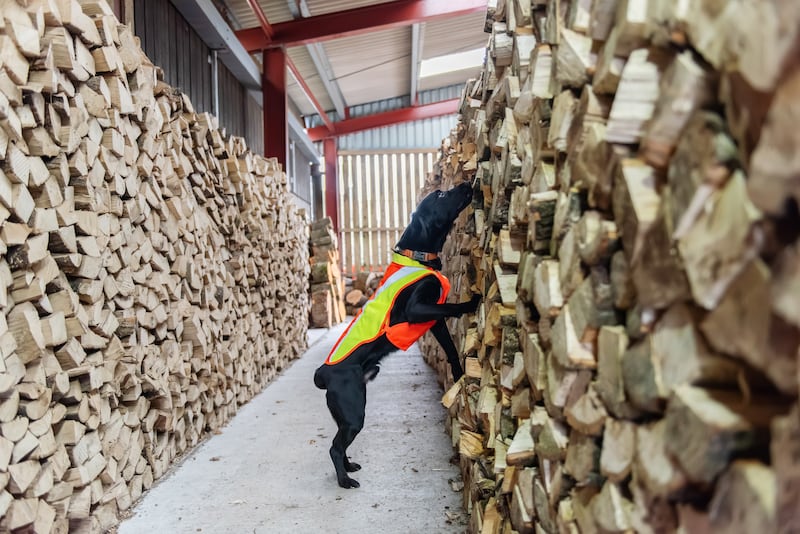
[306,98,459,141]
[262,48,287,166]
[304,44,347,119]
[242,0,334,136]
[288,0,347,119]
[244,0,273,39]
[236,0,486,51]
[286,56,335,131]
[324,138,339,232]
[410,23,424,106]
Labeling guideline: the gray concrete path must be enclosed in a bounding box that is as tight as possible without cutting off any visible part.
[118,322,466,534]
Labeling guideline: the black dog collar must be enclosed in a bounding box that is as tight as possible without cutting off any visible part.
[394,248,439,262]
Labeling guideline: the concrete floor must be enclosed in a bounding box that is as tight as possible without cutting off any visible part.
[118,322,467,534]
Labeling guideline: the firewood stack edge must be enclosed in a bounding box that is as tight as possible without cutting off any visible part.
[309,216,346,328]
[422,0,800,532]
[0,0,309,531]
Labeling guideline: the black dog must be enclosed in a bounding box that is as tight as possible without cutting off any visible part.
[314,181,481,489]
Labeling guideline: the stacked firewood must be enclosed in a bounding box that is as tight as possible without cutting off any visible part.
[423,0,800,532]
[309,217,345,327]
[343,271,379,316]
[0,0,309,531]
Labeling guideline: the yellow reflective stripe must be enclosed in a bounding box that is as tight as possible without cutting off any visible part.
[390,252,426,267]
[327,265,432,364]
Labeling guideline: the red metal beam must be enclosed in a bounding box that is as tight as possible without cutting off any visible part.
[323,138,339,233]
[286,56,334,133]
[245,0,273,40]
[306,98,459,141]
[236,0,486,51]
[263,48,287,167]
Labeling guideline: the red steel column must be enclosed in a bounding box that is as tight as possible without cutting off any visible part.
[323,137,339,232]
[262,48,287,169]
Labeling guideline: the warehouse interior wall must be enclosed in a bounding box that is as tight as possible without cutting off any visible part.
[132,0,316,215]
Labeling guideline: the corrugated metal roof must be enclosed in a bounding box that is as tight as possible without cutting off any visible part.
[416,84,464,104]
[338,115,457,150]
[422,12,488,59]
[224,0,293,29]
[220,0,485,136]
[321,26,410,107]
[304,0,397,16]
[286,47,334,115]
[337,84,462,150]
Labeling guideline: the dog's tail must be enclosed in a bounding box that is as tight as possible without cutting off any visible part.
[313,365,328,390]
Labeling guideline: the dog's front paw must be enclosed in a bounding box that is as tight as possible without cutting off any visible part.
[463,293,482,313]
[345,459,361,472]
[451,365,464,382]
[338,476,361,489]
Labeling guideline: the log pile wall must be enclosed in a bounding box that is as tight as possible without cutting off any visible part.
[309,216,346,328]
[422,1,800,532]
[0,1,309,531]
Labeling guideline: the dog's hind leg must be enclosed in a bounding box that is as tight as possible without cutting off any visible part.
[325,371,367,488]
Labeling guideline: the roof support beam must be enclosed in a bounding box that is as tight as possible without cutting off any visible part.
[306,98,459,141]
[244,0,273,40]
[236,0,486,51]
[288,0,348,119]
[324,138,339,233]
[286,56,334,132]
[263,48,288,167]
[305,43,347,119]
[410,23,423,106]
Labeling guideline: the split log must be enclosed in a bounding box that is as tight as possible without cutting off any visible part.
[564,429,600,485]
[771,240,800,330]
[605,48,671,145]
[677,170,762,310]
[533,259,563,317]
[506,418,536,466]
[770,406,800,531]
[664,385,785,484]
[565,385,607,436]
[554,29,594,89]
[622,303,741,414]
[633,419,687,498]
[700,260,799,395]
[596,325,639,419]
[748,69,800,216]
[611,158,660,265]
[510,467,535,534]
[610,0,650,56]
[548,91,577,155]
[591,481,634,533]
[641,51,716,168]
[599,419,635,482]
[707,461,776,533]
[666,111,739,241]
[588,0,618,41]
[592,29,626,95]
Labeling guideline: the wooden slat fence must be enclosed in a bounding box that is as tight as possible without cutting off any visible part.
[338,150,438,275]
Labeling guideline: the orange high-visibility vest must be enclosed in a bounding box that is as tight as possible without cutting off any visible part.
[325,253,450,365]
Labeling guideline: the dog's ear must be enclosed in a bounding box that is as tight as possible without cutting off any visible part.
[396,183,473,255]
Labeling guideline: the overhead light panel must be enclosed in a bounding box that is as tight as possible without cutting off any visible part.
[419,47,485,78]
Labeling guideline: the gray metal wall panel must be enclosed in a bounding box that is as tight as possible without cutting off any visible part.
[134,0,261,150]
[134,1,320,194]
[245,93,264,156]
[291,145,313,205]
[309,84,462,150]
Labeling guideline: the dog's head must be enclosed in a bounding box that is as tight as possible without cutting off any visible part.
[395,181,473,258]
